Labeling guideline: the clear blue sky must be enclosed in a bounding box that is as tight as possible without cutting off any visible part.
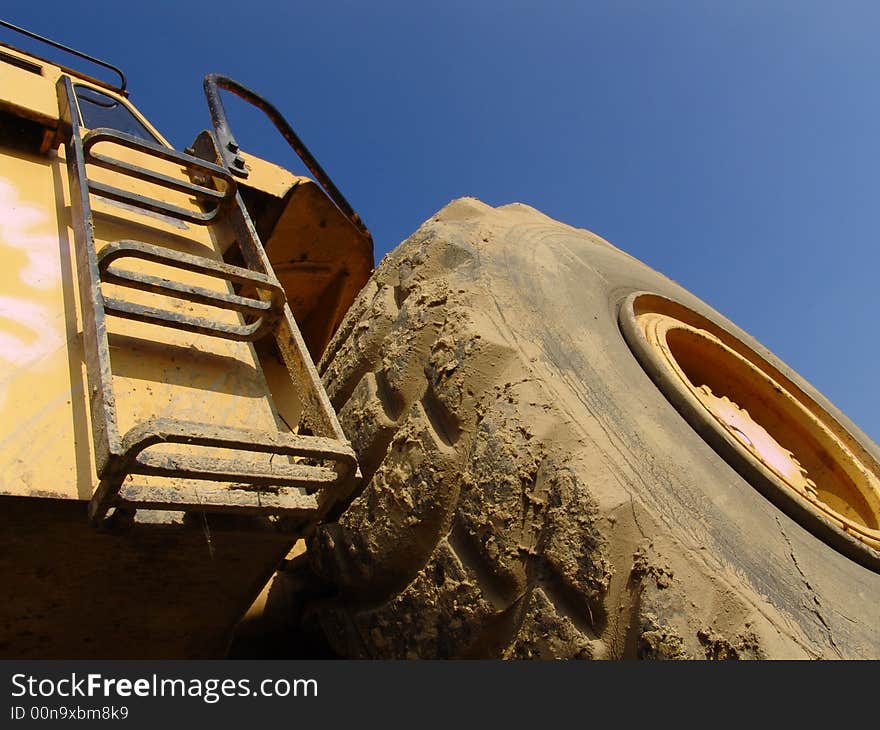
[4,2,879,442]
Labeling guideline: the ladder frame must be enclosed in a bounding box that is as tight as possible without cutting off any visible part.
[57,75,358,526]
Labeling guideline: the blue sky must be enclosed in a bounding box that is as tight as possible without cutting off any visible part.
[4,2,880,442]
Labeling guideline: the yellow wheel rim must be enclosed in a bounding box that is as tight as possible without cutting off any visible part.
[620,293,880,563]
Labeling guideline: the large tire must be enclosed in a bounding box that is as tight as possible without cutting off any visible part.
[304,197,880,659]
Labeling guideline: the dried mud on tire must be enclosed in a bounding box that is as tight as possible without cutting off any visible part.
[305,197,880,659]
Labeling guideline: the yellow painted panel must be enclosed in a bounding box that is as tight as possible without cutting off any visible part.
[237,152,305,199]
[0,148,87,498]
[0,47,60,125]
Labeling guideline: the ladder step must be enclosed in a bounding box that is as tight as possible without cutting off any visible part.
[102,297,271,340]
[82,127,235,226]
[87,150,227,202]
[89,419,358,524]
[97,240,285,341]
[132,451,338,488]
[116,482,319,517]
[98,240,281,288]
[117,418,358,463]
[88,179,221,224]
[102,268,273,318]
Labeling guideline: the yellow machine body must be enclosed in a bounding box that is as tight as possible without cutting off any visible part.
[0,36,371,657]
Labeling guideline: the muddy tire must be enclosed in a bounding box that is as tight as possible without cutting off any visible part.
[304,198,880,659]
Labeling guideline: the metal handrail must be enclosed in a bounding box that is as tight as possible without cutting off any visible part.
[203,73,370,238]
[0,18,126,91]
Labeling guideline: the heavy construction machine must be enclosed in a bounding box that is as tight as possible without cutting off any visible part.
[2,20,879,659]
[0,20,372,657]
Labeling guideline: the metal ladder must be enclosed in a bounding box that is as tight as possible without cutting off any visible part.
[56,75,358,527]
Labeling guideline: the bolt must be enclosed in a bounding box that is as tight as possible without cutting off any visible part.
[227,140,239,153]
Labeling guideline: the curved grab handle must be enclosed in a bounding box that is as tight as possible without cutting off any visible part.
[203,73,370,238]
[0,18,126,92]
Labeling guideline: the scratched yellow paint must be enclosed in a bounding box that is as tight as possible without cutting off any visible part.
[0,150,88,498]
